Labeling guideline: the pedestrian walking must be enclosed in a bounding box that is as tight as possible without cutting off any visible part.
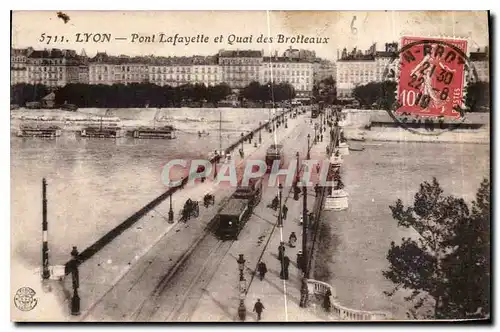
[278,242,286,261]
[288,232,297,248]
[314,183,320,197]
[315,163,320,174]
[253,299,265,321]
[297,250,304,271]
[257,261,268,281]
[280,255,290,280]
[282,204,288,220]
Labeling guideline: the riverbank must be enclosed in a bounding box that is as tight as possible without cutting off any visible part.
[341,109,490,144]
[313,141,489,319]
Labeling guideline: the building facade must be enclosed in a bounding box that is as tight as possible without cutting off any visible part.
[336,43,397,99]
[218,50,263,91]
[88,53,150,85]
[261,55,314,98]
[15,48,83,88]
[11,48,31,85]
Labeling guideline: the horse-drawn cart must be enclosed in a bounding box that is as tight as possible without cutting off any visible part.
[180,199,199,222]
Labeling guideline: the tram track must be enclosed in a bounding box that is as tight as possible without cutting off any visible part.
[129,114,310,322]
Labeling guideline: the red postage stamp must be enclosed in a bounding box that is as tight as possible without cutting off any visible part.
[396,36,468,119]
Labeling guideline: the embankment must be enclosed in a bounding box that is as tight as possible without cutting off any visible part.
[341,109,489,144]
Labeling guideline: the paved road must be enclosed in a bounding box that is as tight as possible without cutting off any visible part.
[133,113,313,322]
[188,121,331,322]
[80,112,308,321]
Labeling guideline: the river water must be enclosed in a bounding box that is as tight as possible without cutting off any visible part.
[11,107,276,269]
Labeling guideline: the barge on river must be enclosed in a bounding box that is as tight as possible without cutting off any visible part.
[80,126,125,138]
[132,125,176,139]
[17,125,62,138]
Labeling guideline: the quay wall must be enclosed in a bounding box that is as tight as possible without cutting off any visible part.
[341,109,489,144]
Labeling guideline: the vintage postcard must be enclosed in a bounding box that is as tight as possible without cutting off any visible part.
[10,10,490,322]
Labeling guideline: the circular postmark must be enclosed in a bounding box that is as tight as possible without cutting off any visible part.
[14,287,38,312]
[382,36,479,136]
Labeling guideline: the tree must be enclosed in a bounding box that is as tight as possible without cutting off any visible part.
[11,83,49,106]
[241,81,263,103]
[442,179,490,319]
[384,178,490,319]
[352,81,396,109]
[206,83,231,105]
[313,76,337,105]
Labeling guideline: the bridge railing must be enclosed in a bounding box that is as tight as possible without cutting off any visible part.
[307,278,391,321]
[63,108,294,274]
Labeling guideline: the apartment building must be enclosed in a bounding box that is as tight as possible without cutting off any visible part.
[336,43,397,99]
[18,48,82,88]
[148,56,220,87]
[88,52,149,85]
[11,48,31,85]
[261,55,314,98]
[218,50,263,91]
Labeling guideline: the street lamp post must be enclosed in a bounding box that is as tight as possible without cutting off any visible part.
[294,152,300,201]
[299,184,309,308]
[237,254,247,321]
[307,134,311,160]
[168,193,174,223]
[70,246,81,315]
[41,178,50,280]
[258,122,262,144]
[314,124,318,144]
[277,183,284,227]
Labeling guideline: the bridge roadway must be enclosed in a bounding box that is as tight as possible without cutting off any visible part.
[80,112,312,321]
[133,116,314,322]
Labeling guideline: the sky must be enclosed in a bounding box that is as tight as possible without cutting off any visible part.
[11,11,490,60]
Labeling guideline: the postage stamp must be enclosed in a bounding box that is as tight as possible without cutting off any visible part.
[395,36,469,119]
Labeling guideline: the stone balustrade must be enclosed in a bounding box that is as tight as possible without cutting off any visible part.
[307,279,391,321]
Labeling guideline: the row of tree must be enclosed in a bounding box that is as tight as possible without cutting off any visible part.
[10,83,233,108]
[385,178,490,319]
[11,81,300,108]
[352,81,489,112]
[10,84,50,107]
[239,81,296,104]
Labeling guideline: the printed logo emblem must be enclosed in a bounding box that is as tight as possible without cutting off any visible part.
[14,287,38,312]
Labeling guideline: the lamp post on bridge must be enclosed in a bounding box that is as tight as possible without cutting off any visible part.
[307,133,311,160]
[168,193,174,223]
[299,182,309,308]
[41,178,50,280]
[237,254,247,321]
[258,122,262,144]
[277,183,284,227]
[314,123,319,144]
[294,152,301,201]
[70,246,81,315]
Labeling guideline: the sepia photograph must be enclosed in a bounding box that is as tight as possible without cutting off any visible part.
[10,10,491,323]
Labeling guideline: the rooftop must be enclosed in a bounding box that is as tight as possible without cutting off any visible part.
[262,56,313,63]
[218,50,262,58]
